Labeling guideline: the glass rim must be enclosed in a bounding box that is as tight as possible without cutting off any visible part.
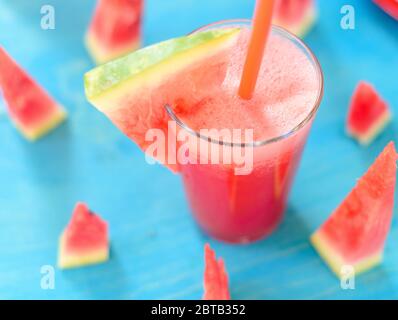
[165,19,324,148]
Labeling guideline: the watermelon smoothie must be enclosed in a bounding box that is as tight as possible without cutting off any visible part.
[168,20,323,243]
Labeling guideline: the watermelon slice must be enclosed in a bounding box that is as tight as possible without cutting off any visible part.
[273,0,317,37]
[58,203,109,269]
[86,0,144,64]
[203,244,230,300]
[0,47,66,141]
[373,0,398,20]
[84,28,241,171]
[311,142,397,277]
[347,82,391,145]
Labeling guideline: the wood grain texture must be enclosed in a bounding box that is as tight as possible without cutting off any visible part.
[0,0,397,299]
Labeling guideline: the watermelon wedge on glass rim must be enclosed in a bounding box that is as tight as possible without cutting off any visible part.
[311,142,397,278]
[86,0,144,64]
[84,28,241,171]
[347,82,392,145]
[273,0,317,38]
[58,203,109,269]
[0,47,66,141]
[203,244,230,300]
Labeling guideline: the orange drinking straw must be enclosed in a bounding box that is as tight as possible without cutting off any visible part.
[239,0,275,100]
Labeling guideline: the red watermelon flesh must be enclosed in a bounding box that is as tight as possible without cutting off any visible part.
[84,29,241,172]
[273,0,317,37]
[0,47,66,140]
[203,244,230,300]
[374,0,398,20]
[347,82,391,145]
[311,142,397,277]
[86,0,143,64]
[58,203,109,269]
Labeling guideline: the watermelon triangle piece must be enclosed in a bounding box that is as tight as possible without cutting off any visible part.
[203,244,230,300]
[347,82,392,145]
[311,142,398,277]
[0,47,66,141]
[273,0,317,38]
[373,0,398,20]
[84,28,240,172]
[86,0,143,64]
[58,203,109,269]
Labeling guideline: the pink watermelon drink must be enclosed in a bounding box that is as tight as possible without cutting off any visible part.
[167,21,323,243]
[85,20,323,244]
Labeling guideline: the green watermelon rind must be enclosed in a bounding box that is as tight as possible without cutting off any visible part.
[85,31,141,65]
[58,203,109,269]
[85,0,143,64]
[58,233,109,269]
[0,47,67,141]
[84,28,241,102]
[347,110,392,146]
[310,142,397,278]
[310,231,383,278]
[346,82,392,146]
[17,107,67,141]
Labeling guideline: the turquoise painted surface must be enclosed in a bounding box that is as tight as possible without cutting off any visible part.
[0,0,397,299]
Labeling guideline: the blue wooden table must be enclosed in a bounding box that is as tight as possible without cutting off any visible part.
[0,0,397,300]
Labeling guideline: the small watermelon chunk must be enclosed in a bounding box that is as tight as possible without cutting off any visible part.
[58,203,109,269]
[0,47,66,141]
[86,0,143,64]
[273,0,317,37]
[347,82,391,145]
[374,0,398,20]
[84,28,240,171]
[311,142,397,277]
[203,244,230,300]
